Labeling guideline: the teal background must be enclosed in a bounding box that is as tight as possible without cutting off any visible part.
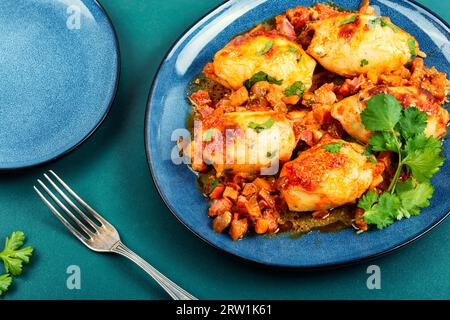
[1,0,449,300]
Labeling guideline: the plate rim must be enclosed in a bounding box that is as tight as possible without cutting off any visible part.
[0,0,121,171]
[144,0,450,269]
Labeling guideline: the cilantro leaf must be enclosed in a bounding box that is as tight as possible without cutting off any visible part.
[408,38,417,56]
[284,81,305,97]
[248,118,275,133]
[0,274,12,296]
[403,147,444,182]
[0,231,33,276]
[257,41,273,56]
[402,134,443,182]
[360,59,369,67]
[243,71,283,90]
[358,190,379,211]
[368,131,400,152]
[396,107,427,139]
[339,16,357,25]
[404,133,441,154]
[208,179,219,194]
[361,94,403,131]
[323,141,344,153]
[362,193,401,229]
[396,179,434,219]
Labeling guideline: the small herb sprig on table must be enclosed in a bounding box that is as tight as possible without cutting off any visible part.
[357,93,444,230]
[0,231,34,296]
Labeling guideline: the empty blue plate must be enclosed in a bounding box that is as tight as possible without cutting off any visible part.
[146,0,450,268]
[0,0,119,169]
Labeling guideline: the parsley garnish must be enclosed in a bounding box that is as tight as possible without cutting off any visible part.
[204,128,214,142]
[360,59,369,67]
[0,231,34,296]
[339,16,357,25]
[248,118,275,133]
[323,141,345,153]
[257,41,273,56]
[288,47,296,53]
[208,179,219,194]
[284,81,305,97]
[357,94,444,230]
[243,71,283,90]
[0,274,12,296]
[408,38,417,56]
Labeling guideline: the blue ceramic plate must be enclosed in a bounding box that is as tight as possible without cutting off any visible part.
[0,0,119,170]
[146,0,450,268]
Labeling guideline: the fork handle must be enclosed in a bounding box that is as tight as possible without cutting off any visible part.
[112,241,198,300]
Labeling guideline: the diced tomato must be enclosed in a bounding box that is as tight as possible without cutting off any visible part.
[275,15,296,39]
[241,183,258,197]
[191,90,212,106]
[259,189,275,208]
[253,178,273,192]
[300,130,315,147]
[236,196,249,215]
[246,195,262,217]
[229,215,248,241]
[208,197,232,217]
[209,184,225,199]
[223,186,238,201]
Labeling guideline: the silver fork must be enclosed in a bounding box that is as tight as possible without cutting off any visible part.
[34,170,197,300]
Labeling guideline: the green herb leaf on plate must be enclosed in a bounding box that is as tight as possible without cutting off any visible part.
[396,107,427,140]
[257,41,273,56]
[361,94,403,131]
[248,118,275,133]
[243,71,283,90]
[284,81,305,97]
[408,38,417,56]
[208,179,219,194]
[339,16,357,25]
[323,141,344,153]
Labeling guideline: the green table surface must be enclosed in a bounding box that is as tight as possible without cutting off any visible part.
[1,0,449,300]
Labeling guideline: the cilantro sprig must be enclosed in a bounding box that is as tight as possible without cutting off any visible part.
[0,231,34,296]
[357,94,444,230]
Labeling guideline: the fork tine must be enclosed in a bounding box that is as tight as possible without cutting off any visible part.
[37,179,95,238]
[48,170,113,228]
[34,186,90,244]
[43,173,99,231]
